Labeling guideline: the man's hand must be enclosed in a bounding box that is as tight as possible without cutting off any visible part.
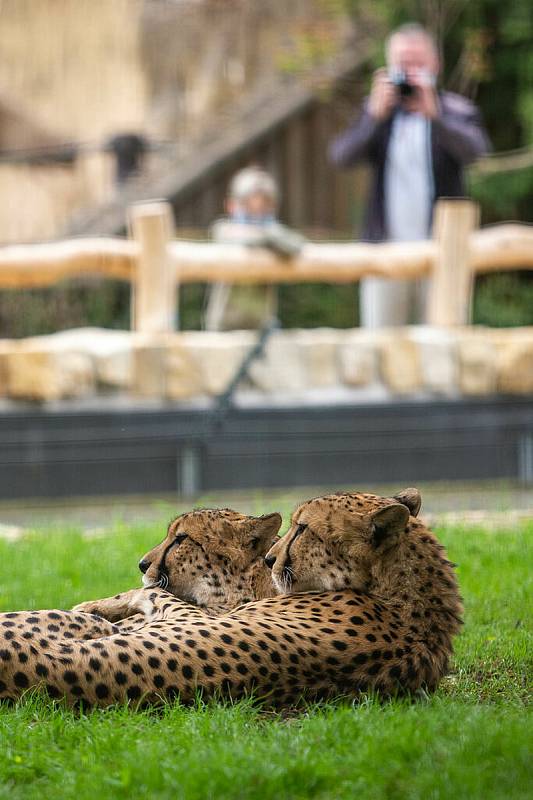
[368,68,397,121]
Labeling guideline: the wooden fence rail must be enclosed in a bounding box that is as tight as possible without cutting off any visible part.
[0,199,532,330]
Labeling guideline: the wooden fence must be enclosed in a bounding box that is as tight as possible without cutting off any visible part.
[0,198,532,330]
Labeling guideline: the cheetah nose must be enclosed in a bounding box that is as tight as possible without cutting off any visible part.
[139,558,151,574]
[264,554,276,569]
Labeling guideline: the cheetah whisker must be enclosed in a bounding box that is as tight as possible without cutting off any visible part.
[278,566,295,594]
[142,576,166,590]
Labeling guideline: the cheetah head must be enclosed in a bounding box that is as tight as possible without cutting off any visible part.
[264,489,421,594]
[139,508,282,610]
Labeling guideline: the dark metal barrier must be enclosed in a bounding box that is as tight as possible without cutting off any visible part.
[0,397,531,499]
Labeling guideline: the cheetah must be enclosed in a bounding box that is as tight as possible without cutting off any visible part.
[0,508,281,659]
[0,489,462,707]
[72,507,281,624]
[263,488,463,695]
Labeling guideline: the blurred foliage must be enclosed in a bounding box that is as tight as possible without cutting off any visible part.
[468,165,533,222]
[473,272,533,327]
[278,284,359,328]
[179,284,205,331]
[0,281,130,339]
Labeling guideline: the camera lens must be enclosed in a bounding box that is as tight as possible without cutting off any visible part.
[398,81,415,98]
[389,69,415,99]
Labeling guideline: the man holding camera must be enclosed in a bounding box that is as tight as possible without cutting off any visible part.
[329,23,490,327]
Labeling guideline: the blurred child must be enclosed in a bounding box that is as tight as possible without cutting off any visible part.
[204,166,305,331]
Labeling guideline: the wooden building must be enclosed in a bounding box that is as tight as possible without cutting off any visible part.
[67,49,372,240]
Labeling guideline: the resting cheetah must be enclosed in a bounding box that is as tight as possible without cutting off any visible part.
[0,508,280,662]
[0,489,462,707]
[73,508,281,624]
[263,488,462,695]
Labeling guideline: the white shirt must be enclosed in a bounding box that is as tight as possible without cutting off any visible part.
[384,111,433,242]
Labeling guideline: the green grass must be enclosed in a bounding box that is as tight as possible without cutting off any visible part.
[0,509,531,800]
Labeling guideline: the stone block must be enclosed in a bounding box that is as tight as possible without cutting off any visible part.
[248,331,307,393]
[45,328,133,389]
[165,338,204,400]
[339,331,378,387]
[132,334,169,398]
[379,331,422,394]
[457,332,497,395]
[293,329,342,388]
[495,329,533,394]
[180,331,255,396]
[0,341,11,397]
[132,334,203,400]
[3,338,94,402]
[408,326,459,395]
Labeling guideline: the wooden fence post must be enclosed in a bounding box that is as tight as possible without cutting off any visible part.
[129,201,176,333]
[427,198,479,326]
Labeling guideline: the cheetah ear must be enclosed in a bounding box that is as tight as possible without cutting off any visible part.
[393,488,422,518]
[248,513,282,550]
[370,504,410,549]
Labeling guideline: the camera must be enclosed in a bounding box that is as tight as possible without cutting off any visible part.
[389,68,415,98]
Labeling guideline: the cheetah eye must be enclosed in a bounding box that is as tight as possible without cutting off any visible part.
[295,523,308,535]
[172,533,188,546]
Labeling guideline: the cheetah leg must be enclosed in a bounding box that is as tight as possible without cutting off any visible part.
[72,590,150,623]
[73,588,205,624]
[0,609,120,641]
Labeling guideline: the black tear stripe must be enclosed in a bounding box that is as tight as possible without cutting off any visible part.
[283,524,307,574]
[157,535,187,586]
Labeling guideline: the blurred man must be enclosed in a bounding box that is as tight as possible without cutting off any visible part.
[204,166,304,331]
[329,23,491,328]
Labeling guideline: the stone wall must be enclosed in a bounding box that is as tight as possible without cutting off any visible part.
[0,326,532,404]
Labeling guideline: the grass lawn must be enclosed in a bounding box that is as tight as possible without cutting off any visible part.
[0,501,531,800]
